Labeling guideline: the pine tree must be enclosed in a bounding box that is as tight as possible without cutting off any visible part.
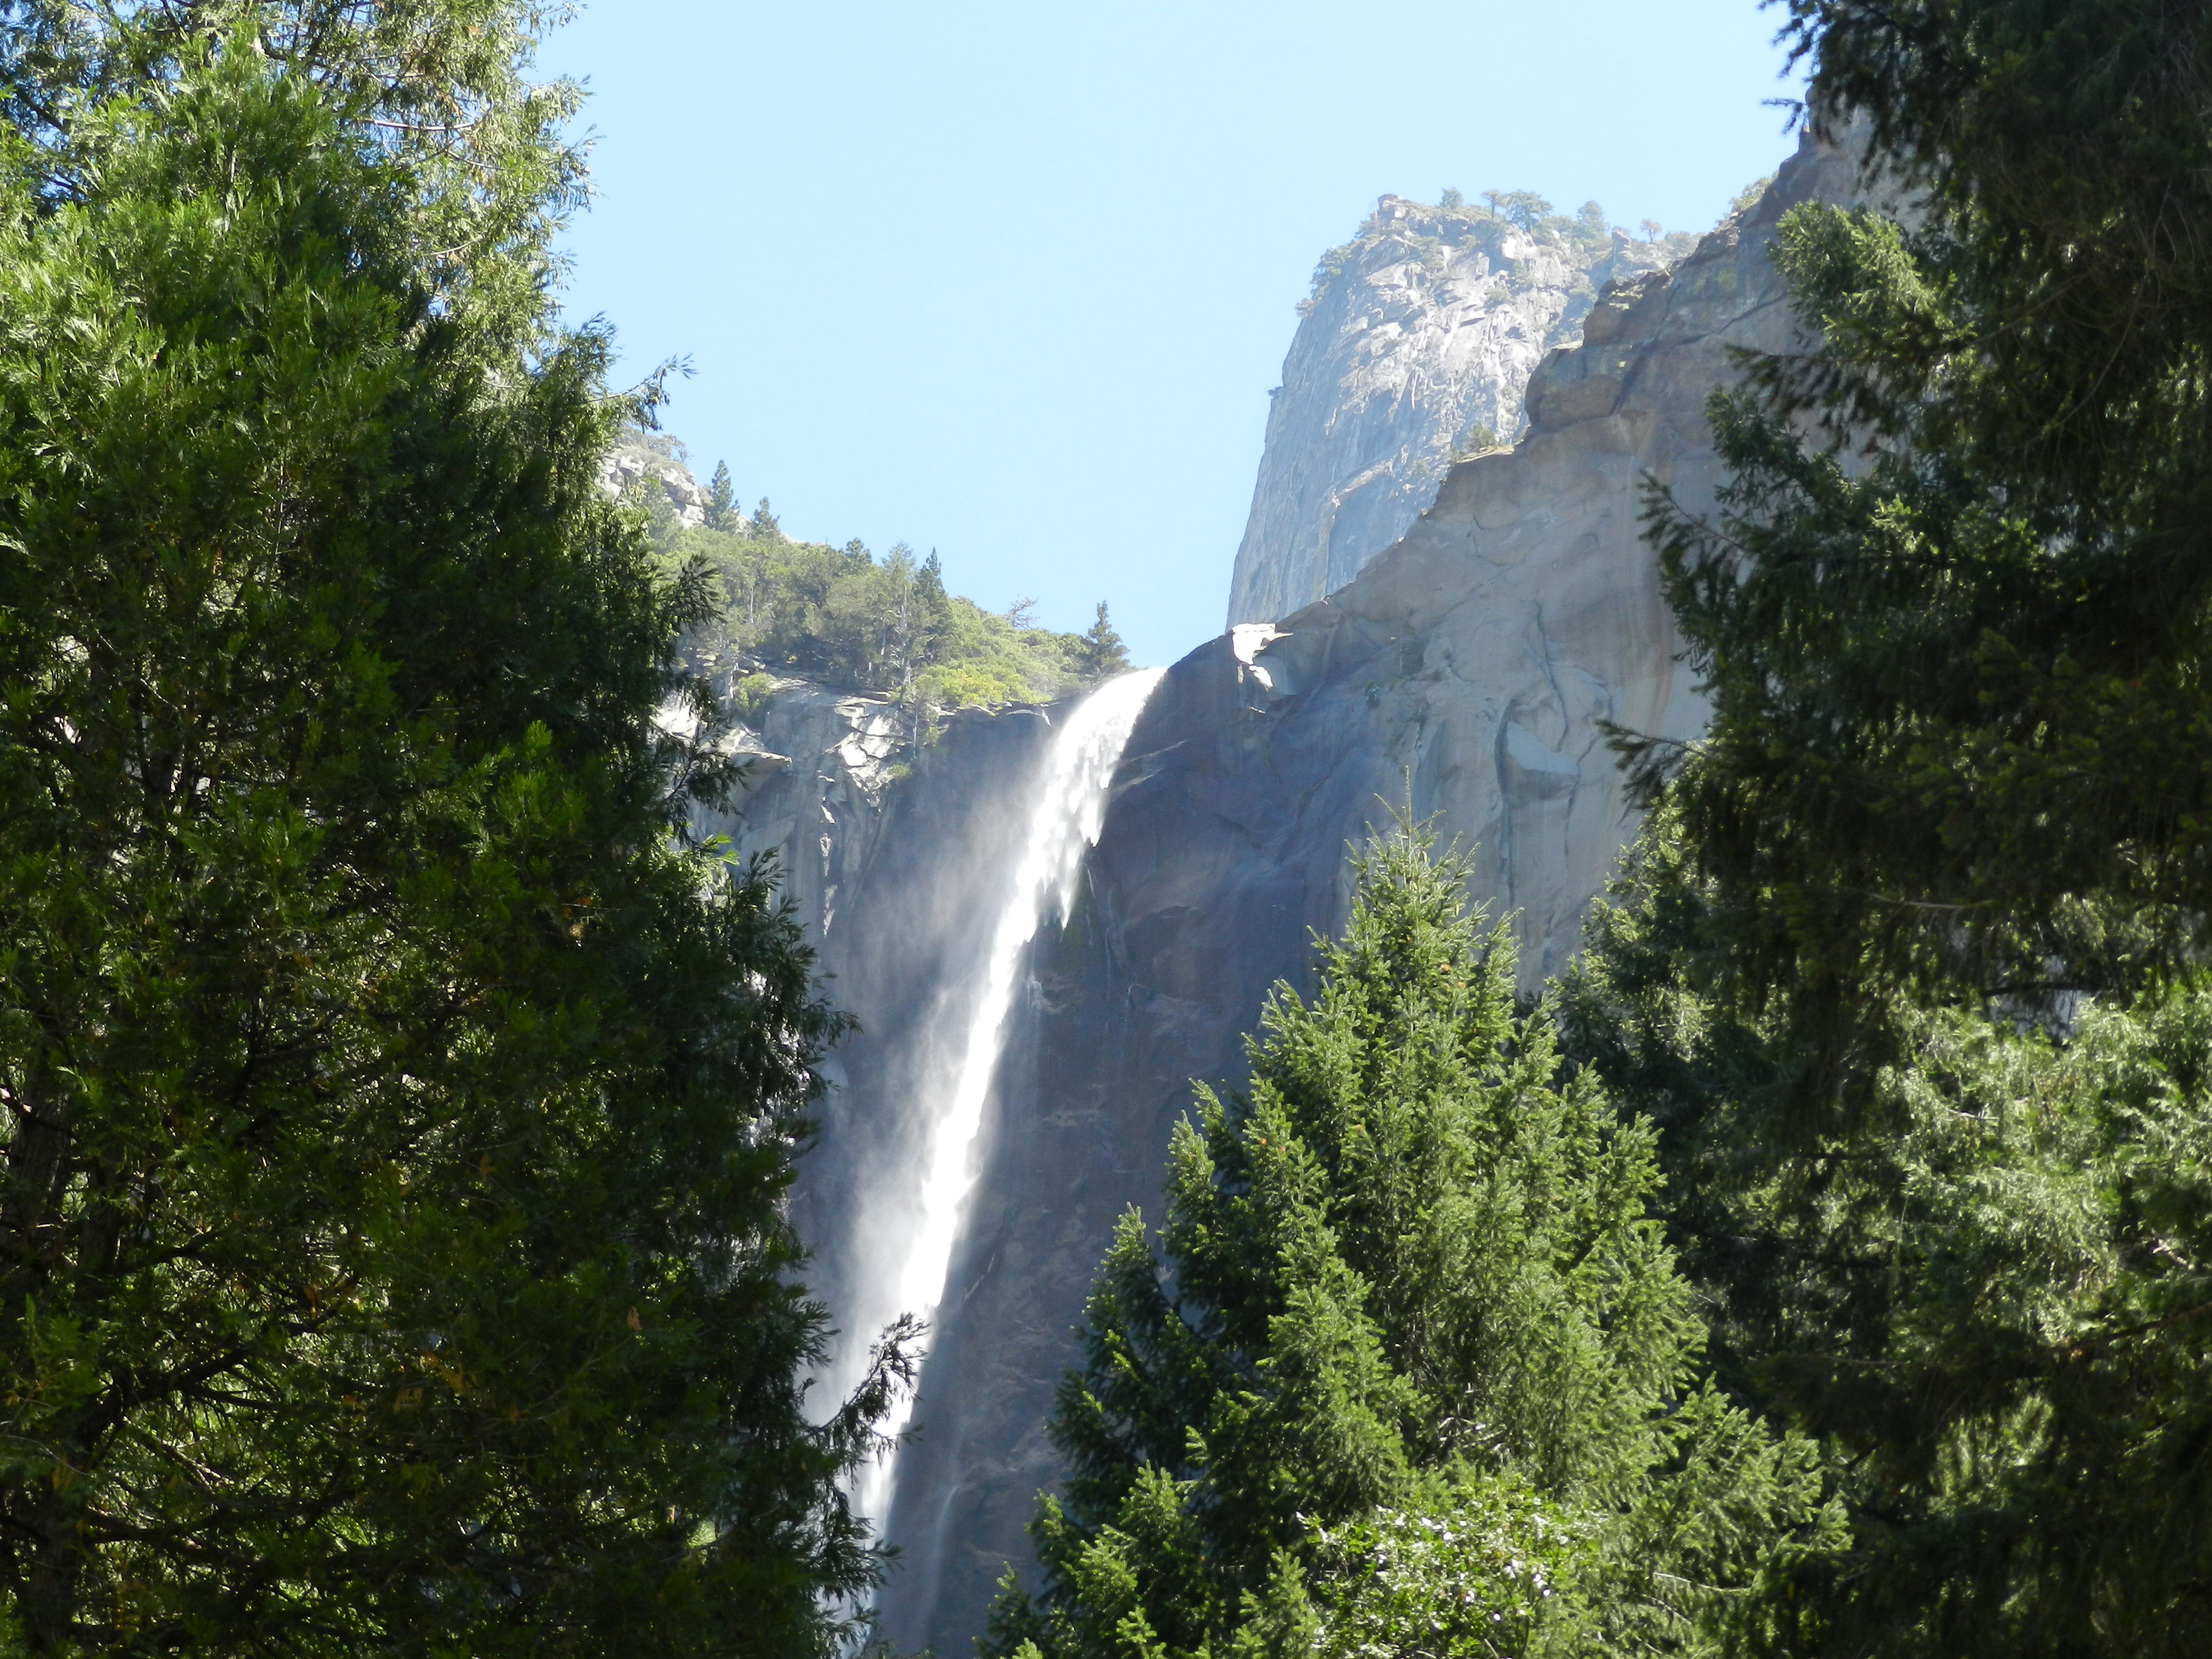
[1481,189,1551,231]
[919,548,950,612]
[874,542,947,723]
[987,827,1831,1659]
[1561,8,2212,1652]
[900,550,953,741]
[0,14,901,1654]
[1562,812,2212,1658]
[1076,601,1129,681]
[1635,0,2212,1026]
[706,458,739,531]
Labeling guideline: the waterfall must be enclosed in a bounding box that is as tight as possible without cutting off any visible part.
[830,666,1167,1536]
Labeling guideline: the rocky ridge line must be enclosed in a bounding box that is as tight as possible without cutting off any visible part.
[598,428,719,528]
[1225,194,1693,628]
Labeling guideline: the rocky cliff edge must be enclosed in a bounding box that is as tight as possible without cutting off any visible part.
[1225,195,1692,629]
[879,123,1877,1653]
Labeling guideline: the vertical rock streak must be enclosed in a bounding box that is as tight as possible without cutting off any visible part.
[851,667,1168,1530]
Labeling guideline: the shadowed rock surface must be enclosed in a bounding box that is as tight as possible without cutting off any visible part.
[879,125,1872,1653]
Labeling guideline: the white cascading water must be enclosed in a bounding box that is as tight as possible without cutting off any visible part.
[843,665,1167,1533]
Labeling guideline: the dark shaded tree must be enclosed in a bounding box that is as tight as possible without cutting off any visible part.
[1562,814,2212,1659]
[1637,0,2212,1055]
[1565,6,2212,1655]
[0,13,901,1654]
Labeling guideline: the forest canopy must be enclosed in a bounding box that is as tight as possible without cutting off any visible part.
[987,828,1837,1659]
[0,6,902,1654]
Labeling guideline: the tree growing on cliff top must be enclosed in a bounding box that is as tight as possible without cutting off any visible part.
[706,458,741,530]
[0,12,900,1654]
[985,826,1834,1659]
[1481,187,1552,231]
[667,505,1124,714]
[1076,602,1129,680]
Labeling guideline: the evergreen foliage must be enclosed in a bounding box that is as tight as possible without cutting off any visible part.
[1562,817,2212,1657]
[705,458,739,531]
[610,437,1128,717]
[1076,601,1130,681]
[0,10,899,1653]
[660,503,1131,717]
[1638,0,2212,1035]
[1584,3,2212,1652]
[0,0,588,330]
[987,828,1832,1659]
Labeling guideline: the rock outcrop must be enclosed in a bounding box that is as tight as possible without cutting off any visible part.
[877,126,1874,1652]
[598,428,717,527]
[696,677,911,940]
[1224,195,1689,629]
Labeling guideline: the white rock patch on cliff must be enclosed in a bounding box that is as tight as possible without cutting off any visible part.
[1225,195,1687,628]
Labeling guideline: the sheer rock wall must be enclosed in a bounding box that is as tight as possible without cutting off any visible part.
[690,686,1066,1396]
[880,126,1870,1653]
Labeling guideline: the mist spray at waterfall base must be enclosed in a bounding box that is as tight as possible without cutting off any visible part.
[823,666,1167,1548]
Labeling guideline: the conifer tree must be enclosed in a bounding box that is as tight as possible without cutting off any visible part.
[1568,7,2212,1653]
[1562,813,2212,1658]
[1635,0,2212,1026]
[706,458,740,531]
[1076,601,1129,681]
[0,12,900,1653]
[987,828,1831,1659]
[1481,189,1550,231]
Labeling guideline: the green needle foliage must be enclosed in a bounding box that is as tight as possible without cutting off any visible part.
[1075,602,1129,682]
[1636,0,2212,1046]
[0,10,901,1655]
[1564,815,2212,1658]
[987,827,1833,1659]
[1574,3,2212,1652]
[667,501,1129,717]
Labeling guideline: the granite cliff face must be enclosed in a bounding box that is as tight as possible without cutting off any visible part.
[696,677,912,940]
[1224,195,1689,629]
[877,127,1875,1652]
[682,682,1069,1404]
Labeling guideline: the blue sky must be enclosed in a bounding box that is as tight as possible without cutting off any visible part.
[540,1,1807,668]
